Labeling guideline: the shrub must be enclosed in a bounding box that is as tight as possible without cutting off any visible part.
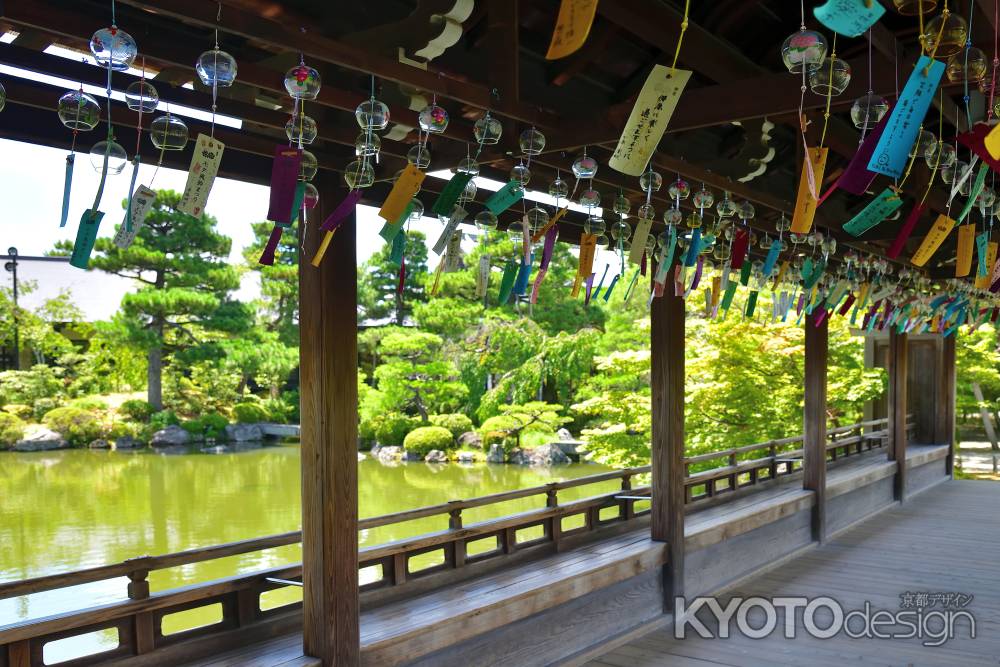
[281,390,300,423]
[118,399,155,423]
[429,413,474,440]
[403,426,453,458]
[233,402,269,423]
[373,413,421,446]
[358,417,377,448]
[0,412,26,447]
[2,404,32,420]
[32,397,61,421]
[181,413,229,440]
[0,365,63,406]
[149,410,179,430]
[479,415,520,449]
[108,420,142,441]
[68,397,108,411]
[42,407,103,447]
[261,397,291,424]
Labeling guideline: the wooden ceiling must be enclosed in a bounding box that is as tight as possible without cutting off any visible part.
[0,0,995,276]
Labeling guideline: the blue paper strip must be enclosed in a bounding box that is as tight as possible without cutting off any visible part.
[512,256,533,297]
[684,227,701,267]
[868,56,945,179]
[813,0,885,38]
[762,239,782,277]
[70,209,104,269]
[60,154,75,228]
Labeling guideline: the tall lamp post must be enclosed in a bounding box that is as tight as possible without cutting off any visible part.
[4,247,19,370]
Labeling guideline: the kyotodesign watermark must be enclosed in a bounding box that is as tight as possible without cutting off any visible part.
[674,593,975,646]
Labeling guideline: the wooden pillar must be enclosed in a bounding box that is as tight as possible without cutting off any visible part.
[887,330,908,502]
[299,177,360,666]
[803,313,828,543]
[938,335,957,476]
[650,287,685,604]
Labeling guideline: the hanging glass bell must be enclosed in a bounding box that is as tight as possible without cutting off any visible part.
[284,63,322,100]
[668,177,690,200]
[640,170,662,193]
[343,160,374,189]
[475,210,498,229]
[456,157,479,176]
[637,203,655,221]
[303,182,319,210]
[809,57,851,96]
[90,26,136,71]
[780,28,828,74]
[355,99,389,130]
[922,10,967,59]
[57,90,101,131]
[579,188,600,207]
[716,192,737,217]
[613,194,631,216]
[519,128,546,155]
[507,219,526,244]
[89,139,128,174]
[893,0,937,16]
[850,93,889,130]
[526,206,549,233]
[355,131,380,157]
[473,115,503,145]
[300,150,318,181]
[946,48,988,84]
[584,217,606,236]
[285,113,318,144]
[458,178,477,204]
[418,104,449,134]
[910,129,936,158]
[196,48,238,88]
[510,163,531,187]
[692,186,715,210]
[124,80,158,113]
[409,198,425,220]
[610,220,631,240]
[548,177,569,199]
[738,201,755,219]
[407,144,430,168]
[663,208,683,226]
[149,115,189,150]
[572,154,598,179]
[924,141,956,169]
[941,159,964,184]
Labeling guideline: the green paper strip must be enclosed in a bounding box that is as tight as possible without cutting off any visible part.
[803,258,826,290]
[720,281,739,311]
[484,181,525,215]
[842,188,903,237]
[431,172,473,217]
[977,231,990,278]
[380,202,414,243]
[497,258,519,304]
[957,163,990,224]
[70,209,104,269]
[388,230,406,267]
[623,269,641,301]
[278,182,306,228]
[739,261,752,286]
[745,290,758,318]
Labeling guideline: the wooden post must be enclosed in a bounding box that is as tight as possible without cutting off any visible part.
[939,335,957,476]
[888,330,908,502]
[650,287,685,604]
[299,179,360,666]
[803,312,827,543]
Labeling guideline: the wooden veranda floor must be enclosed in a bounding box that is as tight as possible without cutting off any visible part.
[588,479,1000,667]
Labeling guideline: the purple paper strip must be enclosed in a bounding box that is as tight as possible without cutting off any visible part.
[530,225,559,304]
[584,272,596,305]
[267,146,302,224]
[320,189,364,232]
[818,104,893,203]
[258,226,284,266]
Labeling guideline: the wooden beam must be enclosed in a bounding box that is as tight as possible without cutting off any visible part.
[486,0,519,154]
[803,311,828,543]
[887,330,908,502]
[940,334,957,476]
[650,281,685,603]
[298,175,360,666]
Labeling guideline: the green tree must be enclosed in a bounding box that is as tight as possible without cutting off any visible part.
[488,402,570,449]
[0,281,81,366]
[243,222,299,345]
[370,330,468,419]
[64,190,251,409]
[358,230,429,325]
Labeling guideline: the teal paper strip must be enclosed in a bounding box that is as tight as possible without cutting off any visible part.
[623,269,641,301]
[842,188,903,237]
[957,163,990,224]
[867,56,945,178]
[497,258,518,304]
[592,264,609,300]
[380,202,414,242]
[388,230,406,267]
[762,239,781,277]
[70,209,104,269]
[124,155,140,231]
[512,257,533,297]
[739,261,752,286]
[977,231,990,278]
[745,290,758,318]
[431,172,473,217]
[60,154,75,228]
[280,182,306,228]
[803,259,826,290]
[484,181,524,215]
[813,0,885,37]
[720,281,738,311]
[603,273,620,301]
[684,227,701,267]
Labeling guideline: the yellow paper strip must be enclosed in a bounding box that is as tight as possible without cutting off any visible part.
[378,163,425,223]
[911,214,956,267]
[773,260,789,289]
[790,147,829,234]
[609,65,692,176]
[711,276,722,308]
[628,216,654,265]
[986,123,1000,160]
[955,224,975,277]
[545,0,599,60]
[577,232,597,277]
[975,242,998,289]
[531,206,569,243]
[310,229,336,267]
[571,274,583,298]
[431,261,445,296]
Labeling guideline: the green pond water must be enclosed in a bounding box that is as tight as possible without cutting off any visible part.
[0,444,614,663]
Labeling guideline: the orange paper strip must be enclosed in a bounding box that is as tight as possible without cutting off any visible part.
[911,215,956,267]
[955,224,975,277]
[545,0,599,60]
[790,146,829,234]
[975,242,998,289]
[378,163,425,223]
[531,206,569,243]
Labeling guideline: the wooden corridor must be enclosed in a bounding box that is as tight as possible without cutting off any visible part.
[588,479,999,667]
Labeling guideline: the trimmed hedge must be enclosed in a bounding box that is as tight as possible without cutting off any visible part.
[373,413,421,446]
[233,402,269,423]
[118,399,155,423]
[42,407,103,447]
[429,413,473,440]
[0,412,25,447]
[479,415,520,448]
[403,426,454,458]
[181,413,229,440]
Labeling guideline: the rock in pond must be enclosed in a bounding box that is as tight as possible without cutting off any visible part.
[526,443,570,466]
[457,451,476,463]
[376,446,403,463]
[225,423,263,442]
[457,431,482,450]
[424,449,448,463]
[114,435,144,450]
[88,439,111,449]
[13,426,69,452]
[486,443,506,463]
[151,425,190,448]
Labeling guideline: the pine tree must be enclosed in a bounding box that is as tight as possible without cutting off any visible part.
[358,231,429,326]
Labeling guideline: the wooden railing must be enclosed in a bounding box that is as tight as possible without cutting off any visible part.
[0,416,909,666]
[683,415,916,505]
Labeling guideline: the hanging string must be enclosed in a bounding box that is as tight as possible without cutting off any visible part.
[133,57,146,158]
[989,0,999,121]
[922,1,949,75]
[210,1,221,138]
[919,89,944,207]
[962,0,975,132]
[860,28,874,144]
[669,0,691,74]
[819,34,837,148]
